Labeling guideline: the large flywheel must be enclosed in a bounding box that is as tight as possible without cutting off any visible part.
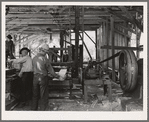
[119,50,138,92]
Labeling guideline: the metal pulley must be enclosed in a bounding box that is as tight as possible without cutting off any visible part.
[119,50,138,92]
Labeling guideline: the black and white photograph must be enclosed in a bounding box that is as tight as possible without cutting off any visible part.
[2,1,148,120]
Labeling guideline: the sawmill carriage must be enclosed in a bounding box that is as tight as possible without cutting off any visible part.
[5,4,144,111]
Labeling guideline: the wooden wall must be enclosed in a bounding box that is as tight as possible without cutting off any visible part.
[97,22,130,70]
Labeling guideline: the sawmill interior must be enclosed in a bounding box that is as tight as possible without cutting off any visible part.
[5,4,144,112]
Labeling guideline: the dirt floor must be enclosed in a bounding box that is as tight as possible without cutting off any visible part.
[12,81,143,111]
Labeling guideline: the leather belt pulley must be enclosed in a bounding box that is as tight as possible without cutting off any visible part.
[119,50,138,92]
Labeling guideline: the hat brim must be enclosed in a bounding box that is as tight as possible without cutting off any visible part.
[7,35,12,39]
[19,48,30,54]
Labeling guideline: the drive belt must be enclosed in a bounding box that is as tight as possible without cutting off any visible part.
[96,51,121,64]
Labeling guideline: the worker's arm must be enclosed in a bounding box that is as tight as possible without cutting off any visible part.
[46,59,59,78]
[10,56,27,64]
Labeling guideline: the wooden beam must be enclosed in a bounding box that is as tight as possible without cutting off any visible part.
[7,9,138,16]
[6,19,103,25]
[106,8,143,32]
[15,27,29,34]
[115,23,136,34]
[50,48,69,51]
[83,31,96,45]
[79,34,92,60]
[7,24,21,31]
[119,6,143,32]
[49,49,61,59]
[114,29,130,38]
[8,30,51,35]
[106,8,131,22]
[64,40,73,45]
[15,35,41,45]
[101,45,143,51]
[51,62,73,66]
[15,34,33,43]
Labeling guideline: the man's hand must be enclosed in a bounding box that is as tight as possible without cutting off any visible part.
[8,59,14,62]
[55,74,64,81]
[18,72,22,77]
[55,74,60,79]
[59,76,64,81]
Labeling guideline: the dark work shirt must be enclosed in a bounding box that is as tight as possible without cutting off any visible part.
[6,40,15,53]
[33,53,58,77]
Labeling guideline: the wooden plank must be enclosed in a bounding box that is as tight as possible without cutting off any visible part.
[101,45,143,51]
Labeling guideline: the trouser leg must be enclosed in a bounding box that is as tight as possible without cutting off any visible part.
[31,75,40,110]
[20,73,28,102]
[39,76,49,111]
[26,72,33,101]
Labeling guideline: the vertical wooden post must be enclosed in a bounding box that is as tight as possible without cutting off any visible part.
[103,21,108,69]
[124,22,128,46]
[64,34,66,49]
[82,6,84,46]
[95,29,98,60]
[19,35,21,57]
[60,31,64,61]
[106,18,109,68]
[98,24,102,62]
[110,15,116,82]
[69,7,72,44]
[74,6,80,77]
[79,45,83,68]
[136,12,141,59]
[84,84,88,103]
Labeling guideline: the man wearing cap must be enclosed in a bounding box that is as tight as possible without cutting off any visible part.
[9,47,33,107]
[31,43,61,111]
[6,34,15,67]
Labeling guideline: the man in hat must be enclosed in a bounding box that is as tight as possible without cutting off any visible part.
[6,34,15,67]
[31,43,62,111]
[9,47,33,107]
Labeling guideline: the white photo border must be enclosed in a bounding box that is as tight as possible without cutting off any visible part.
[1,2,148,120]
